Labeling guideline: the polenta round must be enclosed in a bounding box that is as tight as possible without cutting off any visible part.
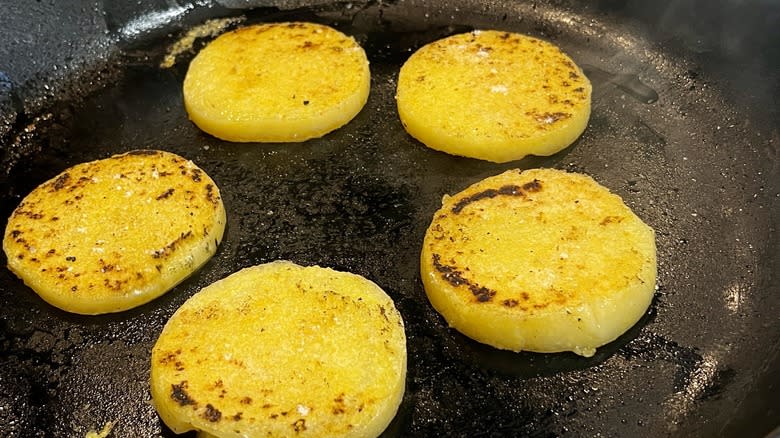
[420,169,656,357]
[150,261,407,438]
[2,150,226,315]
[183,22,371,142]
[396,30,592,163]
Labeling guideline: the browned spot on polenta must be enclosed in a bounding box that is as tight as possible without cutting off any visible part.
[522,179,542,192]
[152,231,194,259]
[451,181,542,214]
[292,418,306,433]
[171,381,197,407]
[600,215,625,225]
[156,188,175,200]
[203,404,222,422]
[51,173,71,191]
[127,149,159,156]
[432,253,496,303]
[205,184,219,205]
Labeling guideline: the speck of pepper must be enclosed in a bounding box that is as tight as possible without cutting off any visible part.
[303,100,310,105]
[66,256,76,262]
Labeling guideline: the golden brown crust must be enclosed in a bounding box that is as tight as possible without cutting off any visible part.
[3,150,226,314]
[150,261,406,437]
[183,22,370,142]
[421,168,656,356]
[397,30,592,162]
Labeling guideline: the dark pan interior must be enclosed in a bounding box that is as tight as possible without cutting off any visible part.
[1,1,778,437]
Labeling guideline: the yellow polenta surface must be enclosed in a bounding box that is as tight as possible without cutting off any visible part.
[397,30,592,163]
[420,169,656,356]
[151,261,407,438]
[2,150,226,315]
[183,22,370,142]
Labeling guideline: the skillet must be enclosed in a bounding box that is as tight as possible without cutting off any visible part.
[0,0,778,436]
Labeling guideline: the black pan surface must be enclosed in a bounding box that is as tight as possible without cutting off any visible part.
[0,1,777,437]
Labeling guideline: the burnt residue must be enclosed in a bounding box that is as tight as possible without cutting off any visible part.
[581,64,658,104]
[432,254,496,302]
[619,331,712,393]
[171,381,196,407]
[451,180,542,214]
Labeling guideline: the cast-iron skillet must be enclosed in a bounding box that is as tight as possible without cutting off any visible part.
[0,1,777,436]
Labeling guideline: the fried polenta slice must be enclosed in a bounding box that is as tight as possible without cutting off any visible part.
[420,169,656,357]
[2,150,226,315]
[183,22,370,142]
[396,30,592,163]
[150,261,406,438]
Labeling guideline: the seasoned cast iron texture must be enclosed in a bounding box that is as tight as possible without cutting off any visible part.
[0,1,777,437]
